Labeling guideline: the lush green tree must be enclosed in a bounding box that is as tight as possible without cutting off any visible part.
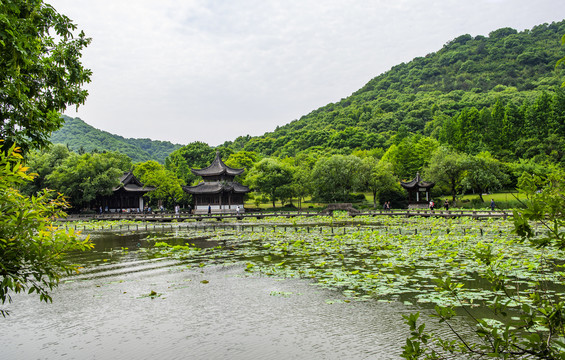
[382,135,439,180]
[0,0,91,153]
[291,165,313,209]
[358,157,398,208]
[247,158,294,208]
[414,137,440,169]
[288,152,319,209]
[552,88,565,136]
[311,155,363,202]
[486,99,505,152]
[21,144,72,195]
[0,144,92,316]
[462,152,510,203]
[133,160,186,209]
[224,151,260,184]
[165,142,217,185]
[525,92,553,140]
[423,147,469,202]
[557,33,565,87]
[45,151,131,209]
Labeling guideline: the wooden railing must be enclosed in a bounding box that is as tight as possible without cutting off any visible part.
[61,209,511,222]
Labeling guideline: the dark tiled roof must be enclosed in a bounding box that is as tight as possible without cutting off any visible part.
[191,152,244,177]
[114,172,154,193]
[183,181,250,194]
[400,172,435,189]
[119,172,141,186]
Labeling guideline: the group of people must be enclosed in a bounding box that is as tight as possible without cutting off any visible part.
[429,199,450,211]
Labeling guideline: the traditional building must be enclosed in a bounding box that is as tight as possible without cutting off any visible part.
[96,172,154,212]
[184,152,250,214]
[400,172,435,208]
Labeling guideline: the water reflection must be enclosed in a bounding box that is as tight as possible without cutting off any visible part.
[2,230,413,359]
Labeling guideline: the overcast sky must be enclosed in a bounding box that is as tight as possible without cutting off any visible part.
[48,0,565,146]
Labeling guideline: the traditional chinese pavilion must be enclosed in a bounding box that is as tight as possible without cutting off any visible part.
[184,152,250,214]
[400,172,435,208]
[96,172,154,212]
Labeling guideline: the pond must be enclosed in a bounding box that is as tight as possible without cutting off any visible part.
[5,215,555,359]
[2,229,418,360]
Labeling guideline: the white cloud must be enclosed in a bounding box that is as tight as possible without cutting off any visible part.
[48,0,565,145]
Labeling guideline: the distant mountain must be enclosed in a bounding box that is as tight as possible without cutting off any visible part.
[50,116,182,163]
[222,20,565,157]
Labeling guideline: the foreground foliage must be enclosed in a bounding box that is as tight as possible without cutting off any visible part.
[0,145,92,316]
[0,0,91,153]
[402,171,565,359]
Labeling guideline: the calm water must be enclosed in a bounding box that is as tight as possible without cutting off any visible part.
[2,230,415,360]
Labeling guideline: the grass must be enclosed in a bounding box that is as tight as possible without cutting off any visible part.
[244,190,527,211]
[459,191,526,203]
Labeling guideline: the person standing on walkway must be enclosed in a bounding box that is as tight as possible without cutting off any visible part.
[490,199,496,211]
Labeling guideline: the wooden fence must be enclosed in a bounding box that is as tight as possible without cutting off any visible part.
[62,208,511,223]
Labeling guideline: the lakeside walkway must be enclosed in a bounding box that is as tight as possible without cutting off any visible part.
[62,209,511,222]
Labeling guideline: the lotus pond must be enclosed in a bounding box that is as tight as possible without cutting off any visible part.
[2,213,563,359]
[122,213,564,308]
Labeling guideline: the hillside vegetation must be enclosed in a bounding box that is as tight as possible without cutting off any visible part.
[222,21,565,159]
[50,116,182,164]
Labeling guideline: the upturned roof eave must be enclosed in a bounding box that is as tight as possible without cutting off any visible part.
[183,181,250,194]
[400,181,435,189]
[190,152,245,177]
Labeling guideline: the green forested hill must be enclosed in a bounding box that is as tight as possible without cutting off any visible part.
[51,21,565,167]
[50,116,182,163]
[223,21,565,158]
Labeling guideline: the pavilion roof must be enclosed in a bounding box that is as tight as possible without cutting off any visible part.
[183,181,250,195]
[114,172,154,193]
[191,152,244,177]
[400,172,435,190]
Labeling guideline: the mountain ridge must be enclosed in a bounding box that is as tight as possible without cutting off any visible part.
[50,116,182,164]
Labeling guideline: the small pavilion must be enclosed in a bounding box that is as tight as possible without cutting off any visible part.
[97,172,154,212]
[400,172,435,208]
[183,152,250,214]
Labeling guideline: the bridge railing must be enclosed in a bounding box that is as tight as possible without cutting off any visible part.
[61,208,511,222]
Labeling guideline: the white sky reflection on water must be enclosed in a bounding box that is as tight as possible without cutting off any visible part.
[3,265,409,359]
